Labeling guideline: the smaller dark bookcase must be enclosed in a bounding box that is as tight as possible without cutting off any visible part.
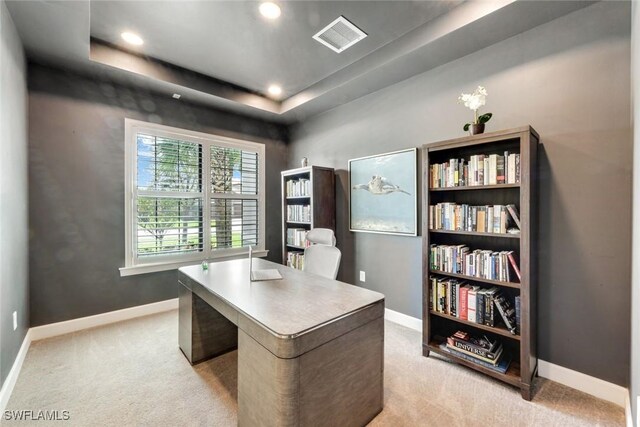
[422,126,538,400]
[281,166,335,268]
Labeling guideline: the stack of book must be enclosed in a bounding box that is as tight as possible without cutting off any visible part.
[429,244,521,282]
[430,152,520,188]
[287,252,304,270]
[429,203,520,234]
[286,178,311,197]
[439,331,511,373]
[286,228,309,247]
[286,205,311,223]
[429,276,519,334]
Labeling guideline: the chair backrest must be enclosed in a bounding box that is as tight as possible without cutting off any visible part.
[303,229,341,280]
[305,228,336,246]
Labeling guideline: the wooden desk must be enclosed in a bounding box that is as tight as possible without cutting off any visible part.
[178,258,385,427]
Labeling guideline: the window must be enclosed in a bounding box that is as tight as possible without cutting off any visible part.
[122,119,265,275]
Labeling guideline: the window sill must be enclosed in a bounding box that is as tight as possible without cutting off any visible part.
[119,249,269,277]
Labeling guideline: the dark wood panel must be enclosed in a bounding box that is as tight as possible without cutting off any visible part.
[421,126,538,400]
[281,165,336,265]
[429,229,520,239]
[299,317,384,427]
[178,283,238,365]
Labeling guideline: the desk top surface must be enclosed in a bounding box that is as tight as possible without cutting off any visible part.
[180,258,384,337]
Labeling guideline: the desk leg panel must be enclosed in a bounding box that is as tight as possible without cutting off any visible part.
[299,316,384,427]
[238,330,300,427]
[238,317,384,427]
[179,284,238,365]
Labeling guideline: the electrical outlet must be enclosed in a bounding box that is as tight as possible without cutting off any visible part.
[12,311,17,331]
[359,271,366,282]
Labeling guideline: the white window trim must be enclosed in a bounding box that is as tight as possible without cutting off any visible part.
[120,118,267,276]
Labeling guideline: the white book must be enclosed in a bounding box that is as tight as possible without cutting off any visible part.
[489,154,498,185]
[468,288,478,323]
[483,158,489,185]
[508,154,516,184]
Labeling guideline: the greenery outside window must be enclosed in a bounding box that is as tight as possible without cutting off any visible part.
[121,119,266,276]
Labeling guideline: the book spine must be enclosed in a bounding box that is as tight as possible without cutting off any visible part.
[468,289,477,323]
[507,252,521,281]
[460,287,468,320]
[494,295,517,334]
[477,292,485,325]
[440,344,508,373]
[449,339,498,360]
[515,295,521,334]
[484,293,494,326]
[445,343,501,365]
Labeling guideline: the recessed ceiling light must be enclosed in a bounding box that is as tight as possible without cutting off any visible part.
[121,32,144,46]
[172,93,181,99]
[267,84,282,97]
[259,2,281,19]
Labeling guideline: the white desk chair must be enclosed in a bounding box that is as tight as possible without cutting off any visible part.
[303,228,341,280]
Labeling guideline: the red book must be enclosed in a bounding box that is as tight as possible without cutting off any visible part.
[507,252,521,281]
[459,286,469,320]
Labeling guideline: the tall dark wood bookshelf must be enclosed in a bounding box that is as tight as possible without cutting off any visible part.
[281,166,335,268]
[421,126,538,400]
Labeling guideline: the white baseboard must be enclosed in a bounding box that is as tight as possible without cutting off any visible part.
[0,298,178,412]
[383,309,627,408]
[30,298,178,341]
[625,392,634,427]
[538,360,627,407]
[0,330,32,412]
[384,308,423,332]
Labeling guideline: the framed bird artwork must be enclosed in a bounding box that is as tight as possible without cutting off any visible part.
[348,148,417,236]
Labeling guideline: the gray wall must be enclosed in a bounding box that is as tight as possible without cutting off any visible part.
[0,0,29,387]
[631,0,639,421]
[28,63,288,326]
[289,2,632,386]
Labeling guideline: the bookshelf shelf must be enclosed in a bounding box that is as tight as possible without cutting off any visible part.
[286,244,307,250]
[429,183,520,192]
[429,310,520,340]
[429,229,520,239]
[426,340,521,387]
[422,125,538,400]
[429,270,521,289]
[281,166,335,269]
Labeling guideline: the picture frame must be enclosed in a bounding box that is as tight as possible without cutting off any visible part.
[348,148,418,236]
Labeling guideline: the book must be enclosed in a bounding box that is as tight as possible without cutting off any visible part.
[447,342,503,365]
[476,289,486,325]
[494,293,517,334]
[439,343,511,374]
[507,153,517,184]
[483,287,499,327]
[507,252,521,281]
[497,155,505,184]
[506,204,521,229]
[467,286,479,323]
[459,285,469,320]
[515,296,521,334]
[445,331,503,364]
[429,152,521,188]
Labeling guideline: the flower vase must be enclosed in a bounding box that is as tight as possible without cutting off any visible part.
[470,123,485,135]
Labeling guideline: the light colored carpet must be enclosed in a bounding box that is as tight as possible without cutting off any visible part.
[5,310,624,426]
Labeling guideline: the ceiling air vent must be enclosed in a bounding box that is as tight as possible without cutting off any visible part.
[313,16,367,53]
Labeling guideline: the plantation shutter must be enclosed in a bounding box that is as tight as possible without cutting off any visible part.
[135,134,204,258]
[210,146,260,250]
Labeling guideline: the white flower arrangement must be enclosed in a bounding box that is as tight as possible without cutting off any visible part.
[458,86,492,132]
